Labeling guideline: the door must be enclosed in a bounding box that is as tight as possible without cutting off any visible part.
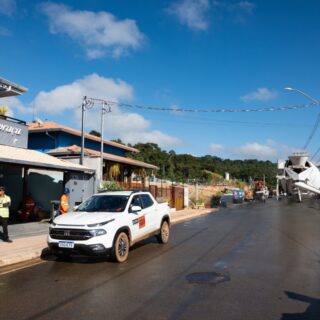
[129,195,149,239]
[140,193,158,231]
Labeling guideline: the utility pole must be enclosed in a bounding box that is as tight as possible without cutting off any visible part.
[100,102,106,187]
[80,96,87,165]
[195,179,198,203]
[80,96,111,187]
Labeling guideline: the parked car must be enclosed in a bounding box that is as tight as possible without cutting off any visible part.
[232,189,245,203]
[48,191,171,263]
[219,193,234,206]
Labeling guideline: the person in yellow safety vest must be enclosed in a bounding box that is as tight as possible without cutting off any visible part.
[59,187,70,215]
[0,186,12,243]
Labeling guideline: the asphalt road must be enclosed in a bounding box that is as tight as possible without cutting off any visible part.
[1,199,320,320]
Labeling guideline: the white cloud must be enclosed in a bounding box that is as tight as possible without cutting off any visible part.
[28,74,181,148]
[232,142,277,158]
[166,0,210,31]
[79,110,151,137]
[0,96,33,117]
[77,104,182,148]
[0,0,16,16]
[210,140,299,161]
[120,130,182,147]
[240,88,278,103]
[40,2,145,59]
[210,144,224,152]
[33,73,133,114]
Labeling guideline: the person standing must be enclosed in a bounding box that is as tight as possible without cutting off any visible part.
[59,187,70,215]
[0,186,12,243]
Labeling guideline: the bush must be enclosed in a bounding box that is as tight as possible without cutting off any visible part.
[156,197,169,204]
[210,192,223,207]
[98,180,124,192]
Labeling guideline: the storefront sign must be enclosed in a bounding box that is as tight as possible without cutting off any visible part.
[0,118,28,148]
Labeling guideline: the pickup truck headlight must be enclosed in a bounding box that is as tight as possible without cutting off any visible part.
[87,219,114,228]
[90,229,107,237]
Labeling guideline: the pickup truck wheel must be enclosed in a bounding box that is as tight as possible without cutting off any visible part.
[112,232,129,263]
[158,221,170,244]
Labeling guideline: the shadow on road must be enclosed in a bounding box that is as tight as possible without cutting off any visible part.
[281,291,320,320]
[40,236,159,264]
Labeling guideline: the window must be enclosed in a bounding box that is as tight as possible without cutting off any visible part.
[77,195,129,212]
[130,196,142,209]
[141,194,154,209]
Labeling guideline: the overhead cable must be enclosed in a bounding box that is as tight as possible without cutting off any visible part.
[107,101,317,113]
[303,113,320,150]
[311,145,320,161]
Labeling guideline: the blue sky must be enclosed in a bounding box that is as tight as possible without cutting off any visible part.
[1,0,320,162]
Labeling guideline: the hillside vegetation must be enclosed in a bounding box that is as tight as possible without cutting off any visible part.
[128,142,277,188]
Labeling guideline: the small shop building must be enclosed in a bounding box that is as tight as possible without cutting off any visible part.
[28,121,158,188]
[0,78,95,223]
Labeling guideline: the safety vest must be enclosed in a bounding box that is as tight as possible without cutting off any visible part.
[60,194,69,214]
[0,195,11,218]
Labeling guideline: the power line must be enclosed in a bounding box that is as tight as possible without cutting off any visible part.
[284,87,320,152]
[86,97,320,157]
[311,145,320,161]
[123,110,309,128]
[303,113,320,150]
[108,100,317,113]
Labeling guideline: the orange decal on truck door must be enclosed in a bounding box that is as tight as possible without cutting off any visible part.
[138,216,145,228]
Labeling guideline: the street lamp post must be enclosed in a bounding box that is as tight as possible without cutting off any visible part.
[284,87,319,105]
[285,87,320,150]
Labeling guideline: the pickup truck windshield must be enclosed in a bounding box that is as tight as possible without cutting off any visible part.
[77,195,129,212]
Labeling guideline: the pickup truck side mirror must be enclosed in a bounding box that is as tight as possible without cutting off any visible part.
[130,205,142,213]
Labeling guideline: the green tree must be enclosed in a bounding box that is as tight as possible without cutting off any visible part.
[89,130,101,137]
[130,142,277,188]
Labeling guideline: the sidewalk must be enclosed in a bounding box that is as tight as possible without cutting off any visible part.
[0,207,215,268]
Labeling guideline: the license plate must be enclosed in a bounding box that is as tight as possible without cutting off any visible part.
[58,241,74,249]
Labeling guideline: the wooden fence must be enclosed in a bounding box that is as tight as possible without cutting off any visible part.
[118,182,184,210]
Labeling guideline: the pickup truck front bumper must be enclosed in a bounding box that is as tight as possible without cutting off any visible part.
[48,242,111,256]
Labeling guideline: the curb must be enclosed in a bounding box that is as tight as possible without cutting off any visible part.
[171,209,214,225]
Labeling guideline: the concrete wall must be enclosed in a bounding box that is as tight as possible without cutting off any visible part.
[65,156,100,191]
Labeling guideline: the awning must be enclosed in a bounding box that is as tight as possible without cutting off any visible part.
[0,78,27,98]
[48,145,158,170]
[0,144,94,173]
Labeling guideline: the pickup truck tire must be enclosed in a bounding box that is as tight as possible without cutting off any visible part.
[112,232,129,263]
[157,220,170,244]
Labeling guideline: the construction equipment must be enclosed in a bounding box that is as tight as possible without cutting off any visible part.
[277,153,320,202]
[254,180,269,202]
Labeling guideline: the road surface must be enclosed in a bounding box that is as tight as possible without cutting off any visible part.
[1,199,320,320]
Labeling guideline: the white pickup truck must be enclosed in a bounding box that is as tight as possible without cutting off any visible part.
[48,191,171,262]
